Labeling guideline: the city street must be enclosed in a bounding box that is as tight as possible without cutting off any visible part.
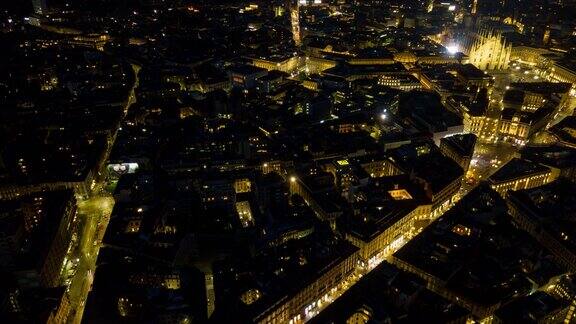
[462,63,569,192]
[302,234,414,322]
[66,195,114,324]
[63,64,139,324]
[464,141,517,191]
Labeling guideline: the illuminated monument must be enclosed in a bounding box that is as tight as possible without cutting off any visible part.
[462,28,511,70]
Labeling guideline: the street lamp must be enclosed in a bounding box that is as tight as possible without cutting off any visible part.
[446,44,459,54]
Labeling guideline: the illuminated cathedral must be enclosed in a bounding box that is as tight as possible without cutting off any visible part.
[462,28,511,70]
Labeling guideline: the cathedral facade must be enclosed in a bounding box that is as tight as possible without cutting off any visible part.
[462,28,512,70]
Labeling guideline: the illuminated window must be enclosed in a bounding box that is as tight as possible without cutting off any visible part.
[388,189,413,200]
[125,219,141,233]
[240,288,261,305]
[452,224,472,236]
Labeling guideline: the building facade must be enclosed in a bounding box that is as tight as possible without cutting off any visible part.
[462,29,511,70]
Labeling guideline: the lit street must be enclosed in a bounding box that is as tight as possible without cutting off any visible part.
[62,64,139,324]
[65,195,114,324]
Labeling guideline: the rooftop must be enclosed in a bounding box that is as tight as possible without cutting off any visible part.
[309,262,469,324]
[323,63,407,79]
[351,47,394,60]
[509,82,571,95]
[520,144,576,169]
[398,90,463,133]
[387,141,464,194]
[495,291,562,323]
[212,232,359,323]
[508,179,576,256]
[0,190,75,274]
[347,175,429,242]
[0,132,107,187]
[440,133,477,158]
[549,116,576,146]
[500,103,555,125]
[456,64,490,80]
[489,158,550,183]
[394,184,562,306]
[229,64,268,76]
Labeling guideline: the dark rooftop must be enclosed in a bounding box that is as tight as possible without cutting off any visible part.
[398,90,463,133]
[456,64,490,80]
[347,175,428,242]
[394,184,561,307]
[309,262,469,324]
[387,141,464,194]
[323,63,407,79]
[520,144,576,169]
[508,179,576,257]
[489,158,550,183]
[229,64,267,75]
[495,291,562,323]
[549,116,576,146]
[440,133,477,158]
[509,82,571,94]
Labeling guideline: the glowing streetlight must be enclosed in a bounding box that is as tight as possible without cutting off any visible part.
[446,44,459,54]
